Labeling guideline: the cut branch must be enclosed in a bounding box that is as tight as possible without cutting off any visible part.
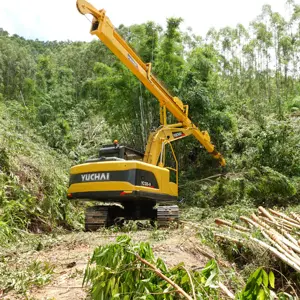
[135,254,193,300]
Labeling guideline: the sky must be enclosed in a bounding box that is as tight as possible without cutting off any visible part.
[0,0,292,42]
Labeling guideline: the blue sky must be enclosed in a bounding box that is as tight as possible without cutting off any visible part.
[0,0,291,41]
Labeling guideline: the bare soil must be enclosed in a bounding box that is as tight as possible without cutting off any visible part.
[3,226,214,300]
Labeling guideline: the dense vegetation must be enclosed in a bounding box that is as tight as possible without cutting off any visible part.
[0,2,300,298]
[0,0,299,254]
[83,235,287,299]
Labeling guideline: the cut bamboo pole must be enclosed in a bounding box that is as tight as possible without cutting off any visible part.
[251,215,300,260]
[269,209,299,224]
[241,214,300,255]
[214,234,242,244]
[272,216,300,230]
[215,219,250,232]
[214,233,300,273]
[291,212,300,225]
[259,216,300,246]
[250,214,300,254]
[260,231,300,267]
[258,207,276,222]
[259,216,293,232]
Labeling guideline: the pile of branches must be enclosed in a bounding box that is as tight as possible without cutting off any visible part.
[83,235,235,299]
[215,206,300,272]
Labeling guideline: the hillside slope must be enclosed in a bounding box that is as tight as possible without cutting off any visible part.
[0,102,82,246]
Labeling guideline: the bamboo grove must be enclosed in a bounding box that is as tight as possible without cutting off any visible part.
[0,2,299,219]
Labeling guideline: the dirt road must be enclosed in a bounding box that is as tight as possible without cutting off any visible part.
[4,226,212,299]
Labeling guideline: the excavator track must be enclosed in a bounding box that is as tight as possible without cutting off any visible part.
[157,205,179,227]
[85,206,108,231]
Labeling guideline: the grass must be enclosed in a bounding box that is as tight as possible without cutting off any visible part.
[0,257,54,294]
[180,201,256,224]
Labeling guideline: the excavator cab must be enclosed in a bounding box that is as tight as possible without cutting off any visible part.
[99,144,144,160]
[85,144,144,163]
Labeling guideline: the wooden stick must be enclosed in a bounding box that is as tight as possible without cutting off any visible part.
[269,209,299,224]
[272,216,300,230]
[135,254,193,300]
[181,265,196,300]
[214,233,300,273]
[219,282,235,299]
[259,216,300,246]
[250,214,300,254]
[291,212,300,225]
[215,219,250,232]
[258,207,276,222]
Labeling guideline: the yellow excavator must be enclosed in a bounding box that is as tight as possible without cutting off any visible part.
[67,0,226,230]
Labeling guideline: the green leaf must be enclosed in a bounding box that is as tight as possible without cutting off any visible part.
[262,270,268,287]
[269,271,275,288]
[256,275,263,286]
[180,274,189,285]
[258,288,266,300]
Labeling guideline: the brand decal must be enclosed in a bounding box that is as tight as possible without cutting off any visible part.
[172,132,185,138]
[128,54,138,68]
[141,181,152,187]
[81,173,110,182]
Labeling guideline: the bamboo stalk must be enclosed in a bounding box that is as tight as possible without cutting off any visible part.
[259,216,300,246]
[240,216,262,229]
[219,282,235,299]
[251,214,300,254]
[214,234,242,244]
[251,215,300,261]
[269,209,299,224]
[272,215,300,230]
[241,214,300,254]
[260,231,300,267]
[249,236,300,272]
[215,219,250,232]
[291,212,300,225]
[135,254,193,300]
[214,233,300,273]
[259,216,293,232]
[258,207,276,222]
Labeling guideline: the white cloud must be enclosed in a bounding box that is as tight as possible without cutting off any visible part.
[0,0,290,41]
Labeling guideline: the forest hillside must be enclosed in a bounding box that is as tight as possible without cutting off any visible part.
[0,1,300,298]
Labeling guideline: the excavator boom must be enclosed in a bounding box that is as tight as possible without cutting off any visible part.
[68,0,226,230]
[76,0,225,166]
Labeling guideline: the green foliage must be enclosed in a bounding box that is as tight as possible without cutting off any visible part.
[0,102,83,245]
[85,237,295,299]
[237,268,276,299]
[83,235,222,299]
[0,258,54,294]
[245,167,296,205]
[181,166,297,208]
[0,0,299,251]
[0,147,10,173]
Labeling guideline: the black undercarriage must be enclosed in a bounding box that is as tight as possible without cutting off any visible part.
[84,201,179,231]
